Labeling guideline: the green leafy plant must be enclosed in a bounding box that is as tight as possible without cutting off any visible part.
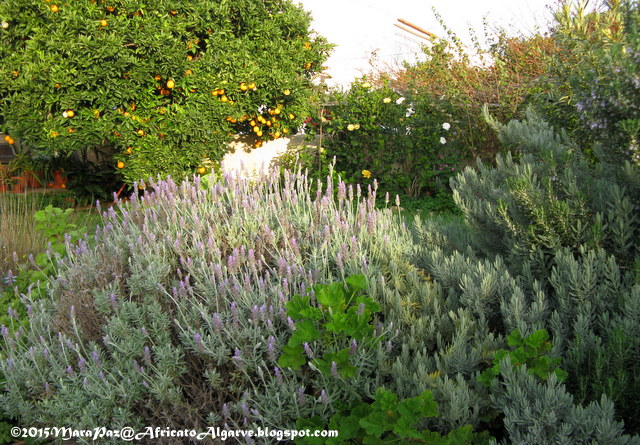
[0,0,332,184]
[297,388,488,444]
[278,274,381,378]
[305,79,459,199]
[479,329,568,387]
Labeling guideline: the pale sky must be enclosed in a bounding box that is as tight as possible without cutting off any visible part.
[296,0,559,86]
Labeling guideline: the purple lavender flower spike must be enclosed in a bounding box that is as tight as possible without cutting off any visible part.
[267,336,276,362]
[92,350,101,367]
[331,361,340,379]
[350,339,358,355]
[194,333,203,350]
[320,389,329,404]
[222,403,230,418]
[303,342,314,359]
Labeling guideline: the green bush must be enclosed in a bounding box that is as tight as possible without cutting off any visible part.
[305,79,460,198]
[446,107,640,435]
[377,14,558,161]
[0,0,331,184]
[538,0,640,164]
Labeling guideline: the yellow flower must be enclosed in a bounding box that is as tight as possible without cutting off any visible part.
[383,97,391,103]
[354,124,360,130]
[362,82,371,88]
[347,124,355,131]
[362,170,371,179]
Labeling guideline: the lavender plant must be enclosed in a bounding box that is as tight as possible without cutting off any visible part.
[0,168,416,442]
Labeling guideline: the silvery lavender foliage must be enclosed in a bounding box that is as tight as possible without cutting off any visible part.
[489,357,640,445]
[0,168,409,442]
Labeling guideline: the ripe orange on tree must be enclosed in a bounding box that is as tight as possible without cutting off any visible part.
[50,4,59,12]
[166,79,175,89]
[117,161,125,169]
[197,166,206,174]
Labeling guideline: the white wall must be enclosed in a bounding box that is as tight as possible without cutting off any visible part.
[296,0,557,87]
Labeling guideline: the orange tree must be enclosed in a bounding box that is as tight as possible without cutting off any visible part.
[0,0,331,183]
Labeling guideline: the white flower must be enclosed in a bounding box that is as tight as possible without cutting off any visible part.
[442,122,451,130]
[440,137,447,144]
[383,97,391,104]
[396,97,406,105]
[62,111,68,118]
[362,82,371,88]
[1,22,8,30]
[406,107,415,117]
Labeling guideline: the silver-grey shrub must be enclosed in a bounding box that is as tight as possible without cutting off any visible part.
[1,169,415,442]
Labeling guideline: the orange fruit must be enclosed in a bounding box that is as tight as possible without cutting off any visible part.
[136,129,145,136]
[55,83,61,88]
[125,147,133,154]
[166,79,175,89]
[211,90,219,96]
[99,19,108,27]
[50,131,59,138]
[240,83,248,91]
[154,74,162,81]
[253,126,260,133]
[117,161,125,169]
[273,108,281,115]
[61,184,66,188]
[304,62,311,69]
[7,137,14,145]
[3,135,9,142]
[248,82,256,90]
[50,4,59,12]
[67,110,75,118]
[220,95,228,103]
[130,103,136,111]
[106,5,114,12]
[249,120,256,127]
[67,128,74,133]
[187,55,193,61]
[185,69,193,76]
[197,166,206,174]
[288,113,295,120]
[256,130,263,137]
[283,89,291,96]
